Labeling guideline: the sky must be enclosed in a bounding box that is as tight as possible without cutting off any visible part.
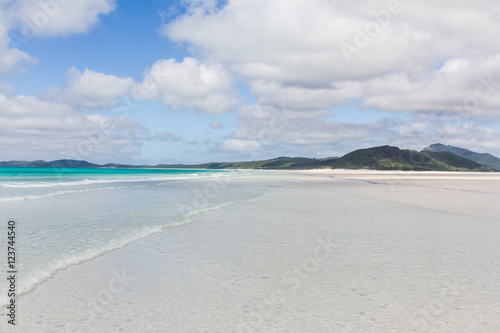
[1,0,500,164]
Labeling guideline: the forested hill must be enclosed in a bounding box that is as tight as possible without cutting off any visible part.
[422,143,500,171]
[1,145,497,171]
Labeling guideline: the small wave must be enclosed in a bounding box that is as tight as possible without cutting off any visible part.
[183,202,233,218]
[0,172,236,189]
[0,193,264,306]
[0,225,166,306]
[1,200,225,304]
[0,185,147,202]
[1,178,156,188]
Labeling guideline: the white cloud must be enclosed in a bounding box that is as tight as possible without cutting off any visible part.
[219,103,500,158]
[398,122,427,137]
[0,0,116,76]
[3,0,500,161]
[162,0,500,160]
[0,9,37,75]
[219,139,263,152]
[251,80,361,111]
[164,0,500,117]
[0,93,150,162]
[139,57,239,114]
[166,0,359,85]
[165,0,500,85]
[47,58,240,114]
[215,104,394,159]
[231,105,374,146]
[418,123,500,155]
[58,67,136,109]
[360,57,500,115]
[10,0,116,37]
[47,60,239,113]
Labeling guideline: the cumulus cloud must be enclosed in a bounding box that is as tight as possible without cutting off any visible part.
[164,1,500,110]
[0,92,149,162]
[398,123,427,137]
[219,104,500,158]
[0,45,35,75]
[0,0,116,75]
[48,61,239,113]
[137,57,239,114]
[24,57,240,116]
[251,80,361,110]
[57,67,136,109]
[219,139,263,152]
[165,0,499,84]
[0,9,37,75]
[3,0,500,161]
[393,122,500,155]
[10,0,116,37]
[360,57,500,116]
[164,0,500,156]
[231,105,375,146]
[216,104,398,158]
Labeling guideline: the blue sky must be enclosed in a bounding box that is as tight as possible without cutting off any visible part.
[1,0,500,164]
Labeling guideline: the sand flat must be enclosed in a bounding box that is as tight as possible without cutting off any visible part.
[291,170,500,220]
[11,171,500,332]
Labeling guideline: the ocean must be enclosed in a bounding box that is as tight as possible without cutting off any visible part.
[0,167,265,306]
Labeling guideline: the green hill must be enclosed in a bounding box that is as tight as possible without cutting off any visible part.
[1,145,496,171]
[0,159,100,168]
[155,156,338,170]
[422,143,500,171]
[328,145,494,171]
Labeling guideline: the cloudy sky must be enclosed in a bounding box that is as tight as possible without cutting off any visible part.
[1,0,499,164]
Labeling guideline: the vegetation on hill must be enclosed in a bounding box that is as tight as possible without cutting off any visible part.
[0,145,496,171]
[422,143,500,171]
[0,159,100,168]
[155,157,338,170]
[327,145,494,171]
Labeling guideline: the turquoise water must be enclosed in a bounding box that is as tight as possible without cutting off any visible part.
[0,167,225,201]
[0,167,218,184]
[0,167,263,305]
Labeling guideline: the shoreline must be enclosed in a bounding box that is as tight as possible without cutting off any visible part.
[6,171,500,332]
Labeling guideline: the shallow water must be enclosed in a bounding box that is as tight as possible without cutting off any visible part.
[0,167,266,305]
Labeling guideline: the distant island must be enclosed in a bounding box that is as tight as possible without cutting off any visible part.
[422,143,500,171]
[1,144,498,172]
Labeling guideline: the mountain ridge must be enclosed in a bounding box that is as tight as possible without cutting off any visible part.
[0,145,497,171]
[422,143,500,171]
[325,146,494,171]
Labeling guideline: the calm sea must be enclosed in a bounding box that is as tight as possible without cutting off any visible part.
[0,167,263,305]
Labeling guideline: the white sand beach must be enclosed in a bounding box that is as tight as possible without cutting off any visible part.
[9,171,500,332]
